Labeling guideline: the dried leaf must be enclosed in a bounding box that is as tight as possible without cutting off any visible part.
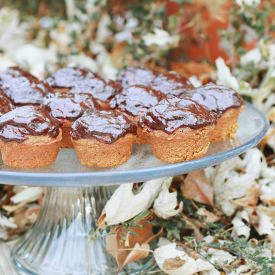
[181,170,213,205]
[105,216,160,270]
[197,208,220,223]
[98,178,165,226]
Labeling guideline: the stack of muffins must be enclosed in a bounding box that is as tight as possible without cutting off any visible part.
[0,66,243,168]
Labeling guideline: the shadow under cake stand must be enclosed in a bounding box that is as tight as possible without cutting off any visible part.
[0,103,268,275]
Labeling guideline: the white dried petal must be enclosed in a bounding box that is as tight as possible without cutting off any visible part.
[143,29,179,49]
[256,206,275,236]
[11,187,43,204]
[154,243,213,275]
[205,248,236,266]
[215,58,239,90]
[153,183,182,219]
[0,214,17,229]
[240,48,262,66]
[232,210,250,240]
[103,178,165,225]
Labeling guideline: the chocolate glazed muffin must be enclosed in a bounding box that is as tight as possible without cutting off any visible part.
[110,84,166,143]
[0,67,51,106]
[0,106,62,168]
[46,67,122,110]
[0,94,14,116]
[139,96,216,163]
[71,110,137,167]
[44,92,98,148]
[117,66,156,87]
[183,83,244,142]
[151,71,194,97]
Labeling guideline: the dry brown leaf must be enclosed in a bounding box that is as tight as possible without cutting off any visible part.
[181,170,213,205]
[105,215,161,270]
[120,243,150,269]
[232,185,259,208]
[196,208,220,223]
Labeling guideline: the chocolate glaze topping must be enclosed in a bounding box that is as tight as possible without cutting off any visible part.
[44,92,97,121]
[71,110,137,144]
[151,72,194,96]
[182,83,243,117]
[45,67,97,88]
[0,94,14,116]
[110,85,165,117]
[71,78,122,103]
[118,67,156,87]
[0,106,61,142]
[139,96,216,133]
[0,67,51,106]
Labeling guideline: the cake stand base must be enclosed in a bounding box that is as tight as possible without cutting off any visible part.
[11,186,155,275]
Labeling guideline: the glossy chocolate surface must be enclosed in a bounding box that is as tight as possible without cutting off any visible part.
[44,92,97,121]
[183,83,243,116]
[71,78,122,103]
[71,110,137,144]
[140,96,216,133]
[110,85,165,117]
[118,67,156,87]
[45,67,97,88]
[0,67,51,105]
[0,106,60,142]
[0,94,14,116]
[151,72,194,96]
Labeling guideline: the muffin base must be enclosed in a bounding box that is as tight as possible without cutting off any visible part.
[211,107,243,142]
[60,125,73,148]
[0,134,62,168]
[72,134,134,168]
[145,126,213,163]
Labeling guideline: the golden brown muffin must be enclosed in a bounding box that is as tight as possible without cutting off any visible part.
[0,66,52,106]
[45,67,122,110]
[183,83,244,142]
[0,94,14,116]
[0,106,62,168]
[71,110,136,167]
[117,66,156,87]
[150,71,194,97]
[44,92,97,148]
[110,85,165,144]
[139,97,216,163]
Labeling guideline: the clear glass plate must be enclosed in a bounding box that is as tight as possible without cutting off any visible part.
[0,103,269,186]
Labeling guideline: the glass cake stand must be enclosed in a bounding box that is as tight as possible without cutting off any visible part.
[0,103,268,275]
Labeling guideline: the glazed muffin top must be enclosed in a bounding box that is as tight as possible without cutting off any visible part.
[45,67,97,89]
[0,67,51,106]
[183,83,244,117]
[117,67,156,87]
[110,85,165,117]
[151,71,194,96]
[0,94,14,116]
[0,106,61,142]
[139,96,216,134]
[71,110,137,144]
[44,92,98,122]
[71,78,122,104]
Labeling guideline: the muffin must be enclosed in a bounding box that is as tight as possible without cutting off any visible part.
[117,66,156,87]
[139,97,216,163]
[151,71,194,97]
[110,85,165,143]
[45,67,98,93]
[0,106,62,168]
[183,83,244,142]
[71,110,136,167]
[0,94,14,116]
[0,66,51,106]
[71,78,122,110]
[46,67,121,109]
[44,92,97,148]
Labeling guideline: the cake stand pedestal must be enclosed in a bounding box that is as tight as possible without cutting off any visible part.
[0,104,268,275]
